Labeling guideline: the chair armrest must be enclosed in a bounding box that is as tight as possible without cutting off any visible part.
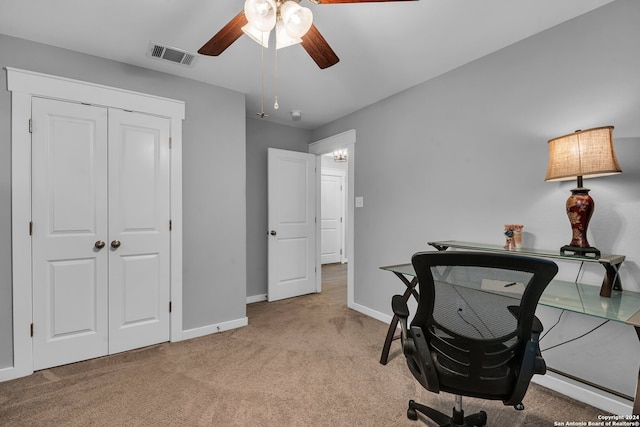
[392,295,410,318]
[409,325,440,393]
[507,306,544,337]
[504,306,547,406]
[391,295,440,393]
[391,295,411,352]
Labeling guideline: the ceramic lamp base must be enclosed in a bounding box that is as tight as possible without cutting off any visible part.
[563,187,599,257]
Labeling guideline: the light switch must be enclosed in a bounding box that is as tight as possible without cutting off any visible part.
[355,196,364,208]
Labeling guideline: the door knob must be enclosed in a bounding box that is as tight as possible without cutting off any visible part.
[270,230,277,236]
[111,240,121,249]
[94,240,105,249]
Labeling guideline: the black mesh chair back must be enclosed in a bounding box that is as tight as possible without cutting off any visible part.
[392,251,558,426]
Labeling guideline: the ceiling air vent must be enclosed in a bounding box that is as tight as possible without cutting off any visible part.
[147,42,198,68]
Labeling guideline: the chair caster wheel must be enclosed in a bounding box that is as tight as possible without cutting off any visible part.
[407,400,418,420]
[478,410,487,426]
[407,408,418,420]
[514,403,524,411]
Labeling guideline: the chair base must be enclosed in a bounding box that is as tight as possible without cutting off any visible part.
[407,400,487,427]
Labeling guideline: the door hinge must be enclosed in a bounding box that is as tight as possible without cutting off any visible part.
[29,119,33,133]
[169,301,172,313]
[30,323,34,337]
[340,217,343,223]
[29,221,33,236]
[340,249,343,255]
[169,137,172,149]
[169,220,172,231]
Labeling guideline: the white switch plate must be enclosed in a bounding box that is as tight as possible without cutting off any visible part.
[355,196,364,208]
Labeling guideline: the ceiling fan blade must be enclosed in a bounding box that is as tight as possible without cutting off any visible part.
[198,11,247,56]
[315,0,417,4]
[301,24,340,69]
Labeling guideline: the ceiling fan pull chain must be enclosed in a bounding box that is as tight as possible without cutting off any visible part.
[274,44,279,110]
[258,32,268,118]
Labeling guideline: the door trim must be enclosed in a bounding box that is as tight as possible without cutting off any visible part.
[309,130,356,308]
[4,67,185,381]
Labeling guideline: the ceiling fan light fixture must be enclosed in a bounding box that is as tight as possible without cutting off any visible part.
[275,20,302,49]
[244,0,277,32]
[242,22,271,48]
[280,1,313,39]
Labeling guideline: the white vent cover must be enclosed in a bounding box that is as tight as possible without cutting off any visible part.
[147,42,198,67]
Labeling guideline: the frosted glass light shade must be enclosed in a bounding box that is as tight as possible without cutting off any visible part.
[242,22,270,48]
[276,21,302,49]
[280,1,313,39]
[545,126,621,182]
[244,0,276,32]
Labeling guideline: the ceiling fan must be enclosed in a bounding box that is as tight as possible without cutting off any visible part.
[198,0,417,69]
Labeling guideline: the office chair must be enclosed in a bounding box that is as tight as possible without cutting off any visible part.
[392,251,558,426]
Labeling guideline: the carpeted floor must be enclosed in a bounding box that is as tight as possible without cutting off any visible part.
[0,264,605,426]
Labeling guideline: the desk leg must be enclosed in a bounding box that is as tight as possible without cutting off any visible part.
[634,326,639,416]
[380,275,418,365]
[600,263,623,297]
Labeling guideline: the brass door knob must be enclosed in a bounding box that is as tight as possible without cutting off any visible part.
[94,240,105,249]
[111,240,121,249]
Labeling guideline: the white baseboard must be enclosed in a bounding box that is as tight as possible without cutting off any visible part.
[181,317,248,341]
[532,371,633,415]
[0,365,31,383]
[350,301,393,325]
[246,294,267,304]
[0,317,249,383]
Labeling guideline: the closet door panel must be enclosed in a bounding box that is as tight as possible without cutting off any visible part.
[108,109,171,354]
[31,97,109,370]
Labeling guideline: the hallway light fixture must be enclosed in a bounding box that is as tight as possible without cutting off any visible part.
[333,149,348,162]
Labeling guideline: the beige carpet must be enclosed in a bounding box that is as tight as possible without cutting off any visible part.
[0,270,603,426]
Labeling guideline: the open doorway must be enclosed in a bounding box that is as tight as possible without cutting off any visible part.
[309,130,355,309]
[320,153,348,304]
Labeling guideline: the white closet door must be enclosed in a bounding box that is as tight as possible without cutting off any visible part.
[32,99,171,369]
[32,98,109,370]
[107,109,171,354]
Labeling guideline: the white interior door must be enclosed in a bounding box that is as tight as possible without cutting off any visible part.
[32,98,109,370]
[321,173,343,264]
[267,148,317,302]
[107,110,171,354]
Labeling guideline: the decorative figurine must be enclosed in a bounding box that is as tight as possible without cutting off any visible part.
[504,224,523,250]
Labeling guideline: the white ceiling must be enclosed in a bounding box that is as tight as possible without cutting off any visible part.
[0,0,615,129]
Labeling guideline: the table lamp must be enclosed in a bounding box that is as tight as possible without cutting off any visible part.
[545,126,621,257]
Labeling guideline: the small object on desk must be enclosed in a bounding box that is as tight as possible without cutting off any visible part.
[504,224,523,249]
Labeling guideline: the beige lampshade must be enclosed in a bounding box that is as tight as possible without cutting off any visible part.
[545,126,622,182]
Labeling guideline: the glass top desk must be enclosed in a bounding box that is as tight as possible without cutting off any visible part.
[428,240,626,298]
[379,262,640,415]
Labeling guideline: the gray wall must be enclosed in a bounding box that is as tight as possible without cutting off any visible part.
[246,118,312,299]
[0,34,247,367]
[311,0,640,397]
